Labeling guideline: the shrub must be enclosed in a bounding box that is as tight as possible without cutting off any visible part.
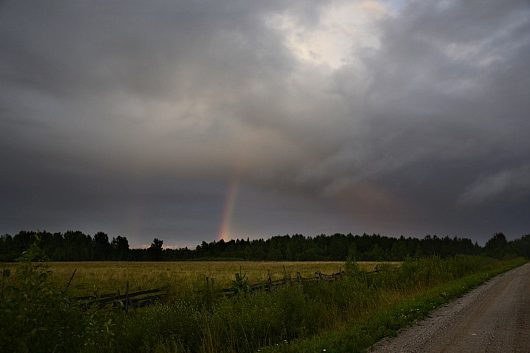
[0,262,113,353]
[0,262,85,352]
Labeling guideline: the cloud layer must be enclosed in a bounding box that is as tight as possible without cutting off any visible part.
[1,0,529,245]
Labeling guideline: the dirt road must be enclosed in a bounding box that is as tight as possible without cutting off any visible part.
[370,263,530,353]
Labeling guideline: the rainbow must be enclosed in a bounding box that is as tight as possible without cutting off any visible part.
[218,177,239,241]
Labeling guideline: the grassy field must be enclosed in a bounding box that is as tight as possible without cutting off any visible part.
[1,256,525,353]
[1,261,396,296]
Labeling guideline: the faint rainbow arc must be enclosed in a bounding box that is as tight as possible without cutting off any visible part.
[218,177,239,241]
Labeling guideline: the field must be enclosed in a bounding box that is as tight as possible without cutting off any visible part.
[2,261,393,296]
[1,257,526,353]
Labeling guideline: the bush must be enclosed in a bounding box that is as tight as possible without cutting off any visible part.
[0,262,84,352]
[0,262,113,353]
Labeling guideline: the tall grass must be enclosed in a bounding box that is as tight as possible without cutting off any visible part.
[1,256,525,353]
[2,261,369,296]
[262,256,527,353]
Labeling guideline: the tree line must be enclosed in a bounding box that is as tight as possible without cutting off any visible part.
[1,230,529,262]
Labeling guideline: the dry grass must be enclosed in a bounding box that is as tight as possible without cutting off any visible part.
[2,261,400,295]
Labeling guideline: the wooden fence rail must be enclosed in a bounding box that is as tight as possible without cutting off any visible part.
[214,270,368,296]
[74,286,166,310]
[72,269,381,311]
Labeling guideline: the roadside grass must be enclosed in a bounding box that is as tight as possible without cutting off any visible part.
[106,256,523,353]
[260,257,527,353]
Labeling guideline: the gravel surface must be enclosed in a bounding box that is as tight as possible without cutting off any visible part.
[369,263,530,353]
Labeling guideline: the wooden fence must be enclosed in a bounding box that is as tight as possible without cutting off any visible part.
[219,270,347,295]
[73,286,166,312]
[70,268,379,311]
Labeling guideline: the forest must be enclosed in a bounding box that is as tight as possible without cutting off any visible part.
[1,230,529,262]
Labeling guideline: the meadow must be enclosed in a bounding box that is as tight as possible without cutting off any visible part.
[0,256,526,353]
[2,260,393,296]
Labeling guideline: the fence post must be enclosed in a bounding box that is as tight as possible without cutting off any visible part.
[316,271,323,281]
[282,265,289,284]
[296,272,302,283]
[62,268,77,294]
[124,281,130,313]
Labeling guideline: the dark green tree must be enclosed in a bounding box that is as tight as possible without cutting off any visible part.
[111,236,129,260]
[484,232,508,258]
[511,234,530,258]
[93,232,110,260]
[148,238,164,260]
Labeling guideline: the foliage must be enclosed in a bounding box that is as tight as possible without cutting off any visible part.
[231,268,250,294]
[484,232,514,258]
[344,256,361,276]
[260,257,526,353]
[16,239,49,262]
[511,234,530,258]
[3,255,524,353]
[0,261,113,353]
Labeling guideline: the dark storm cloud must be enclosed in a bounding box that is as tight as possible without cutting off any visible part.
[355,0,530,238]
[1,0,529,245]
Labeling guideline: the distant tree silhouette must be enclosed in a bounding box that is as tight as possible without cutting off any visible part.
[390,239,408,260]
[347,243,358,261]
[111,236,129,260]
[484,232,509,258]
[511,234,530,258]
[94,232,110,260]
[148,238,164,260]
[2,229,529,262]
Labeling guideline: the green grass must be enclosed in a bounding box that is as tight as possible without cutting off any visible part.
[260,257,527,353]
[0,256,525,353]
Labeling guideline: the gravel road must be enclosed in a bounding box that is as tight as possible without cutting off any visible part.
[370,263,530,353]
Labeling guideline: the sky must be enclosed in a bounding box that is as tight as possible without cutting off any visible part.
[1,0,529,247]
